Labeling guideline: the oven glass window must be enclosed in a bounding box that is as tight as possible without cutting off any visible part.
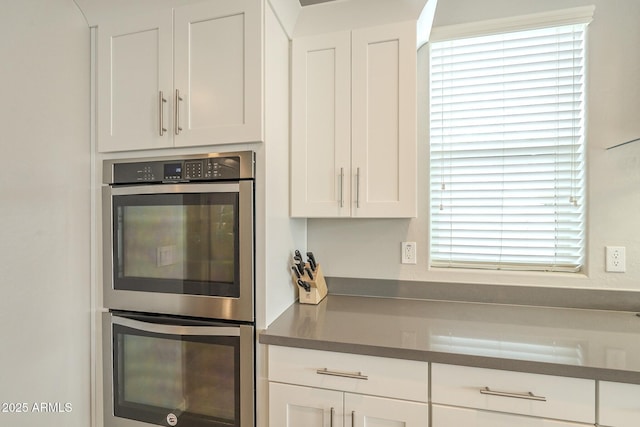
[113,192,240,297]
[113,323,240,427]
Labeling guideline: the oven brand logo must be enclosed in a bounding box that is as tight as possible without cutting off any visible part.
[166,413,178,426]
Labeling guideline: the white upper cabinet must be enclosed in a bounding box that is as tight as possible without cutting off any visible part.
[291,31,352,217]
[97,11,173,152]
[351,23,417,218]
[291,21,417,218]
[97,0,263,152]
[173,1,262,148]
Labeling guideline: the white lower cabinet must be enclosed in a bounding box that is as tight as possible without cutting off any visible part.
[347,393,428,427]
[269,382,428,427]
[431,364,595,426]
[432,404,590,427]
[267,348,601,427]
[270,382,343,427]
[267,346,429,427]
[599,381,640,427]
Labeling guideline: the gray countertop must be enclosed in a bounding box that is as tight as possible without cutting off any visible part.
[259,295,640,384]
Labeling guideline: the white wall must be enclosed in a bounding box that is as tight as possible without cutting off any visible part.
[307,0,640,291]
[0,1,91,426]
[263,5,308,329]
[293,0,429,36]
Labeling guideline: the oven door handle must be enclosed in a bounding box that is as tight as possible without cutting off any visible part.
[109,182,241,196]
[112,315,241,337]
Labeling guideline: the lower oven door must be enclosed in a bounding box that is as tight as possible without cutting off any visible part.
[103,312,254,427]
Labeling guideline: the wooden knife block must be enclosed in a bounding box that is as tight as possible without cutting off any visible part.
[295,264,328,305]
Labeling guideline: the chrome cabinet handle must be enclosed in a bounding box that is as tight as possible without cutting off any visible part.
[158,91,167,136]
[175,89,183,135]
[355,167,361,208]
[480,386,547,402]
[351,410,355,427]
[316,368,368,381]
[339,167,344,208]
[330,407,334,427]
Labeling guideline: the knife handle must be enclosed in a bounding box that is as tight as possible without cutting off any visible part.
[305,267,314,281]
[295,262,305,277]
[291,266,301,279]
[307,252,317,271]
[297,279,311,292]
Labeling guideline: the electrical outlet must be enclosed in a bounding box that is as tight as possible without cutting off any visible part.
[605,246,626,273]
[402,242,417,264]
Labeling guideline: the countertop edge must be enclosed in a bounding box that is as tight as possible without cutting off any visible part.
[259,330,640,385]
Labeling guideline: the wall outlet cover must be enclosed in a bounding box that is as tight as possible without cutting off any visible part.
[605,246,626,273]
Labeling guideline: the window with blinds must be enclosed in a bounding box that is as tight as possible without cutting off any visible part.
[429,23,587,272]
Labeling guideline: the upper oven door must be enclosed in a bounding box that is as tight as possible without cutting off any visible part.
[103,181,254,321]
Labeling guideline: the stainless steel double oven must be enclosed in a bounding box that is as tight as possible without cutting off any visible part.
[102,151,255,427]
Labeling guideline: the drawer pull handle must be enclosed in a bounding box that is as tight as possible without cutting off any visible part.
[330,407,334,427]
[339,167,344,208]
[480,387,547,402]
[316,368,368,380]
[355,167,361,209]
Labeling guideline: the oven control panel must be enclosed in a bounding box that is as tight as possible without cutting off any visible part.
[110,155,245,184]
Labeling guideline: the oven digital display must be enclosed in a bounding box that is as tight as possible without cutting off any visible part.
[164,163,182,179]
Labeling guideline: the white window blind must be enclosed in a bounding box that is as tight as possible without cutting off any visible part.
[429,23,587,272]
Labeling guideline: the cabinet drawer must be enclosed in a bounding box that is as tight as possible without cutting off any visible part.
[600,381,640,427]
[268,346,428,402]
[433,404,591,427]
[431,364,595,423]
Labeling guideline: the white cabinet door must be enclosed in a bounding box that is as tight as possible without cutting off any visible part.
[270,382,344,427]
[351,21,417,218]
[268,383,427,427]
[433,404,590,427]
[346,394,428,427]
[97,11,173,152]
[290,21,417,218]
[291,31,352,217]
[599,381,640,427]
[174,0,263,147]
